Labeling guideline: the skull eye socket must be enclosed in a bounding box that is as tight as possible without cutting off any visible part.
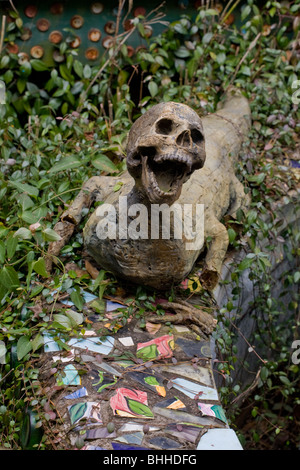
[155,118,174,135]
[191,128,204,146]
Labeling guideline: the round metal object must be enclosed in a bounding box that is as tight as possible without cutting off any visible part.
[30,45,44,59]
[20,27,32,41]
[70,15,84,29]
[127,45,135,57]
[50,3,64,14]
[18,52,30,64]
[53,50,65,62]
[88,28,101,42]
[69,36,81,48]
[104,21,116,35]
[224,13,234,25]
[123,19,134,31]
[102,36,114,49]
[85,47,99,60]
[143,25,153,38]
[37,18,50,32]
[91,2,104,14]
[133,6,146,17]
[49,30,63,44]
[7,43,19,54]
[24,5,38,18]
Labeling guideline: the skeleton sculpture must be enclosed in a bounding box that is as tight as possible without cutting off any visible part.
[48,88,251,315]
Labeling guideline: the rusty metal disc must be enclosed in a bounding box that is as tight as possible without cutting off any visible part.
[37,18,50,32]
[85,47,99,60]
[7,43,19,54]
[49,30,63,44]
[18,52,30,64]
[127,45,135,57]
[88,28,101,42]
[91,2,104,14]
[53,50,65,62]
[70,15,84,29]
[70,36,81,48]
[104,21,116,35]
[133,7,146,17]
[30,45,44,59]
[123,19,134,31]
[24,5,38,18]
[102,36,114,49]
[50,3,64,14]
[21,28,32,41]
[143,25,153,38]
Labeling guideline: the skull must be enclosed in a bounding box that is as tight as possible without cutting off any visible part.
[126,102,206,205]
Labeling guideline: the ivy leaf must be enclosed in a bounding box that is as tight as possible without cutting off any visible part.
[42,228,62,242]
[148,81,158,98]
[32,257,50,278]
[17,336,32,360]
[49,156,81,174]
[0,266,20,289]
[92,155,118,173]
[70,288,84,311]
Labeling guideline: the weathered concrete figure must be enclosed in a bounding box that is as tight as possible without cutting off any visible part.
[48,87,251,295]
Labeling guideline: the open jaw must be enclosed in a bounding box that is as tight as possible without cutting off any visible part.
[141,153,191,203]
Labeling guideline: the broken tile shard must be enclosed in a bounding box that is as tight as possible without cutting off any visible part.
[136,335,174,361]
[110,388,154,419]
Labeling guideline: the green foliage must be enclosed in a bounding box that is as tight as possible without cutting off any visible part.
[0,0,299,450]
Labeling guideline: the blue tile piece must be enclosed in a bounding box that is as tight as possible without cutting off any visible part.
[149,436,181,449]
[68,336,115,355]
[63,387,88,400]
[112,442,149,450]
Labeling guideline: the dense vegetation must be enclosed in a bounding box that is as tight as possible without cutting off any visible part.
[0,0,299,449]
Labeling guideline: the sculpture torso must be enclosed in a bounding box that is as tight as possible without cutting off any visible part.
[82,91,251,290]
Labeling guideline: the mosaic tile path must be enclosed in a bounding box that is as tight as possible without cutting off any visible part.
[36,288,243,451]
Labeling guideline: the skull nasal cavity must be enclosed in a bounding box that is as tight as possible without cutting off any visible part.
[155,118,173,135]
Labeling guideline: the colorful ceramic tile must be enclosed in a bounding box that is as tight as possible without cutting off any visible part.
[83,427,116,439]
[82,445,104,450]
[149,436,181,449]
[64,387,88,400]
[196,429,243,450]
[136,335,174,361]
[171,377,218,401]
[118,336,134,347]
[96,362,122,377]
[155,397,186,411]
[43,333,61,352]
[89,369,118,393]
[165,423,203,443]
[106,300,126,312]
[128,371,166,397]
[198,403,227,424]
[173,325,190,333]
[175,337,211,358]
[53,349,75,363]
[68,401,102,426]
[112,443,149,450]
[68,336,114,355]
[110,388,154,419]
[114,432,144,445]
[60,364,81,386]
[145,322,162,335]
[119,422,160,433]
[180,271,202,293]
[153,406,218,427]
[155,363,215,388]
[112,360,135,368]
